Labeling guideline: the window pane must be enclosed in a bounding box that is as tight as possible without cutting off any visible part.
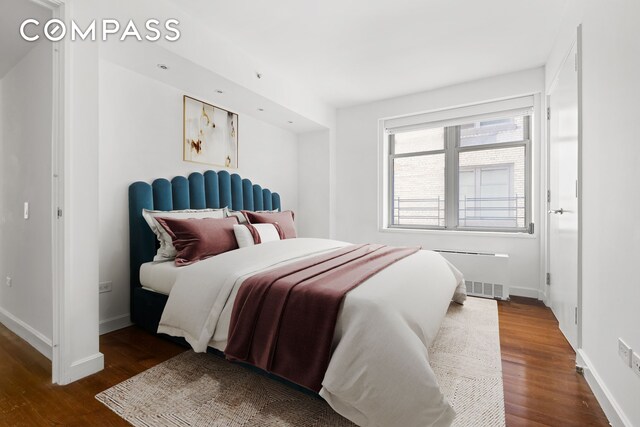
[458,146,525,228]
[392,154,445,227]
[459,115,526,147]
[393,127,444,154]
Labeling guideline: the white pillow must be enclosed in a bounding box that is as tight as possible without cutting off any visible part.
[142,207,227,261]
[226,209,279,224]
[233,223,281,248]
[226,210,248,224]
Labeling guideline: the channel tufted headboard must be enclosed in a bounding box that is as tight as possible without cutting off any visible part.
[128,170,282,318]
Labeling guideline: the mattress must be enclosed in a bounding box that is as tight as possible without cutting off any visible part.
[140,261,182,295]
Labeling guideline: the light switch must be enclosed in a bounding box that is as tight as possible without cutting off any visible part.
[23,202,29,220]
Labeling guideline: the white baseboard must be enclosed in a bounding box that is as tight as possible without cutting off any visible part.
[0,306,52,360]
[541,288,550,306]
[99,313,132,335]
[509,286,544,300]
[60,352,104,385]
[577,349,631,427]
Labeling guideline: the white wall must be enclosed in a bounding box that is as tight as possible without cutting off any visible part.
[547,1,640,425]
[0,41,53,357]
[98,59,299,328]
[335,68,546,297]
[297,130,331,238]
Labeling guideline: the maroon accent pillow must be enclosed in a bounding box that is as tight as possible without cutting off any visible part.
[155,216,239,266]
[243,210,296,239]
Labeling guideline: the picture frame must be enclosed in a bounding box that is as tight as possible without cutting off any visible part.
[183,95,238,168]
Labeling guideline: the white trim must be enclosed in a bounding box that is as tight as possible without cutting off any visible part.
[378,226,536,239]
[540,289,549,306]
[0,307,53,360]
[29,0,66,384]
[51,12,65,385]
[576,350,631,427]
[99,314,133,335]
[61,353,104,385]
[540,91,550,304]
[576,24,584,350]
[508,286,543,300]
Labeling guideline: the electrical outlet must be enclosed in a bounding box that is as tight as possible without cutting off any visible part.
[99,281,113,293]
[618,338,632,367]
[23,202,29,220]
[5,276,11,287]
[633,352,640,378]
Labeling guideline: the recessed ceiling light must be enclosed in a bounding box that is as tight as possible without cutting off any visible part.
[287,121,293,124]
[157,64,169,70]
[257,108,264,112]
[215,89,224,94]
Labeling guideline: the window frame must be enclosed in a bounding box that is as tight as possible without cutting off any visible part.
[387,114,532,233]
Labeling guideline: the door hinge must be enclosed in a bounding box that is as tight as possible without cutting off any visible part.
[57,208,63,218]
[547,189,551,203]
[575,306,578,324]
[547,107,551,121]
[546,273,551,286]
[528,222,534,234]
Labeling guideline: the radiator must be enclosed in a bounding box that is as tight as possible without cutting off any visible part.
[435,250,510,300]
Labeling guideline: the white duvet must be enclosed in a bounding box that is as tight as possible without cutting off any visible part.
[158,238,466,427]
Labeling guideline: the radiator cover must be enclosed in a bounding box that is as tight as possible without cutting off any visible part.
[435,250,510,300]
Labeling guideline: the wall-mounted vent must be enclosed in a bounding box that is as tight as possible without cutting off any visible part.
[437,250,510,301]
[465,280,508,300]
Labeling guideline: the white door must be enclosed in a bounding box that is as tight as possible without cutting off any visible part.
[548,42,579,349]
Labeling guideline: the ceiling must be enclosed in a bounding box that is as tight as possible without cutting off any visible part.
[182,0,568,108]
[0,0,51,79]
[101,41,326,133]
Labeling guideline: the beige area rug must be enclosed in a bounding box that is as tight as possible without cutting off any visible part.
[430,297,505,427]
[96,297,504,427]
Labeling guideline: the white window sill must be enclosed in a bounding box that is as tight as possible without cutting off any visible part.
[379,226,537,239]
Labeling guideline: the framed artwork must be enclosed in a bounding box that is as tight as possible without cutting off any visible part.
[183,95,238,168]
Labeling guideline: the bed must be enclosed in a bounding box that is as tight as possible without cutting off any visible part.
[129,170,466,427]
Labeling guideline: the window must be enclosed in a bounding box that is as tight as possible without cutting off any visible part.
[387,106,532,233]
[391,128,446,227]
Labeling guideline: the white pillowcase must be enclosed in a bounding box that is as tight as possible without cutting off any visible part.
[226,209,279,224]
[142,207,227,261]
[226,210,248,224]
[233,223,281,248]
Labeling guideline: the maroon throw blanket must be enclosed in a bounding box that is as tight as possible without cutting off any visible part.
[225,243,420,392]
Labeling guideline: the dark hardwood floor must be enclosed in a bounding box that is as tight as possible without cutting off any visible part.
[499,297,609,426]
[0,297,609,426]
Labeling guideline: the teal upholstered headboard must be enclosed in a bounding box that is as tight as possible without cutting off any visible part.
[128,170,282,297]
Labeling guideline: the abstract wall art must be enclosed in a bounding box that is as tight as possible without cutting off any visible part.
[183,95,238,168]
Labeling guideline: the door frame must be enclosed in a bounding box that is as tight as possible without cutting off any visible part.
[29,0,67,384]
[544,25,583,350]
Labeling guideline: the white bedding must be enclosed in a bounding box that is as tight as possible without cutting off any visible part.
[156,238,466,427]
[140,261,181,295]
